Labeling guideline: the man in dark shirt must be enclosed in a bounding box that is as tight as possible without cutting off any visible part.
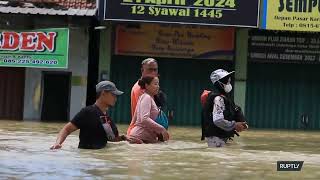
[50,81,126,149]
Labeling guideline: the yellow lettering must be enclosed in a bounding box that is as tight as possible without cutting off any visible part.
[225,0,235,8]
[169,8,179,15]
[146,0,156,4]
[149,6,155,15]
[216,0,226,7]
[178,9,189,16]
[126,0,185,5]
[176,0,186,5]
[194,0,203,6]
[155,7,161,16]
[162,8,169,15]
[156,0,165,5]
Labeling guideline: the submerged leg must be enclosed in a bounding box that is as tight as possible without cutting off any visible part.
[206,136,226,148]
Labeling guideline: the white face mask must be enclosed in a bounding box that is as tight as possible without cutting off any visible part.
[224,83,232,93]
[219,81,232,93]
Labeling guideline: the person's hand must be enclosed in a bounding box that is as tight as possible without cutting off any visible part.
[160,130,169,141]
[50,143,62,150]
[126,136,143,144]
[243,122,249,130]
[109,135,127,142]
[120,135,127,141]
[235,122,247,132]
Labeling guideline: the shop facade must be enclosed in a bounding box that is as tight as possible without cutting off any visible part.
[0,1,97,121]
[98,0,260,125]
[245,0,320,129]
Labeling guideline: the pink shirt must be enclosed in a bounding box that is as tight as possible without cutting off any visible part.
[131,81,143,118]
[129,93,165,143]
[127,81,144,135]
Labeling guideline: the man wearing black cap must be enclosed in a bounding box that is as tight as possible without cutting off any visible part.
[50,81,126,149]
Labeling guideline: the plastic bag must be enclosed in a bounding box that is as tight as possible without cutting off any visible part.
[155,110,169,130]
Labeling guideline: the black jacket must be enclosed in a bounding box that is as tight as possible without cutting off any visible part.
[201,89,245,140]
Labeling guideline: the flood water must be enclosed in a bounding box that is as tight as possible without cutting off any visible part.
[1,120,320,180]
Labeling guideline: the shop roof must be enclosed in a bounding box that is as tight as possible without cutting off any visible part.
[0,0,97,16]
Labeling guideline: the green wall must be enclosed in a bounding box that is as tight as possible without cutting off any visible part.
[234,28,249,113]
[98,22,112,81]
[246,63,320,129]
[100,25,250,126]
[110,56,233,126]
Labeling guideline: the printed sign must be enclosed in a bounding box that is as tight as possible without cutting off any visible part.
[104,0,260,27]
[262,0,320,31]
[115,23,235,59]
[0,28,69,68]
[249,29,320,64]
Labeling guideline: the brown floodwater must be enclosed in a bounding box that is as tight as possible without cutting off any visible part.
[0,120,320,179]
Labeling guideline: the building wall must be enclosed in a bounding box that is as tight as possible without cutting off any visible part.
[109,24,236,125]
[23,28,89,120]
[98,21,112,81]
[234,28,249,113]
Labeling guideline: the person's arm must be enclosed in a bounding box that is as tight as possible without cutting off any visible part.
[109,135,127,142]
[136,94,166,134]
[131,83,143,118]
[131,89,137,118]
[107,120,127,142]
[234,105,247,122]
[50,122,78,149]
[212,96,244,132]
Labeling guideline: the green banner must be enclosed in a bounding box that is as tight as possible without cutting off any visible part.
[0,28,69,68]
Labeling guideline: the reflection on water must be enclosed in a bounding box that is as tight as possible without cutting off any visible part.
[1,120,320,179]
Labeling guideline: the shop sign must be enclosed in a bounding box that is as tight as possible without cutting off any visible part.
[0,28,69,68]
[249,30,320,63]
[262,0,320,31]
[104,0,260,27]
[115,23,235,60]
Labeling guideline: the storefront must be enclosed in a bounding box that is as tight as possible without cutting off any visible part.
[100,0,260,125]
[111,23,235,125]
[245,0,320,129]
[0,14,92,121]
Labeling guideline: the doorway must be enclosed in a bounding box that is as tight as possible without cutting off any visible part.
[41,71,71,122]
[0,67,25,120]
